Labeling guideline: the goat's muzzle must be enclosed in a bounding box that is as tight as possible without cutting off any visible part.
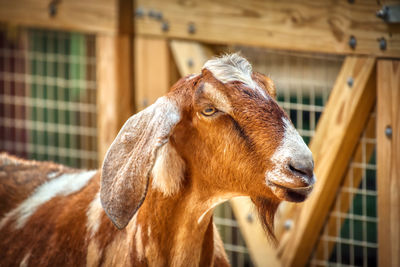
[267,157,315,202]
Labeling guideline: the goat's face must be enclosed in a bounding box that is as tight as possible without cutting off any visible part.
[172,57,314,202]
[100,54,315,232]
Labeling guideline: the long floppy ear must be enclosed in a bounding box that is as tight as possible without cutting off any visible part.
[100,96,181,229]
[252,72,276,99]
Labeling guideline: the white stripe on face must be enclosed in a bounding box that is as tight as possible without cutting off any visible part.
[201,83,232,113]
[0,170,97,230]
[266,117,313,185]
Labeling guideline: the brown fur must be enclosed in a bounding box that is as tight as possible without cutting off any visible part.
[0,57,313,266]
[0,155,228,266]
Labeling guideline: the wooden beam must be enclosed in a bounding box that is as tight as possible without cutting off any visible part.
[0,0,130,34]
[279,56,376,267]
[135,0,400,58]
[170,40,280,267]
[96,34,133,164]
[134,36,179,111]
[169,40,213,77]
[377,60,400,267]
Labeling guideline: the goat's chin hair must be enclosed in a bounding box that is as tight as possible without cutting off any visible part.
[251,197,281,243]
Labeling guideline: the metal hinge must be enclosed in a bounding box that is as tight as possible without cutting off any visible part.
[377,5,400,23]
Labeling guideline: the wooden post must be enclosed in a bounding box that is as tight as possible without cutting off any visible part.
[377,60,400,267]
[134,36,179,111]
[280,56,376,267]
[96,0,133,165]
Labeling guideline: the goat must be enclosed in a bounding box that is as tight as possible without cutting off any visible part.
[0,54,315,266]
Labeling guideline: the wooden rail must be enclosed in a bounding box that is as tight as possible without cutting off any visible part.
[0,0,132,34]
[1,1,399,57]
[135,0,400,58]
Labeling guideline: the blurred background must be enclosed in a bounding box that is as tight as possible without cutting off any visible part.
[0,0,399,266]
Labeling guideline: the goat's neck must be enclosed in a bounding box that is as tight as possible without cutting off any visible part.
[134,180,226,266]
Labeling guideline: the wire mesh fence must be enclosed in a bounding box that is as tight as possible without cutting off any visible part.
[0,25,378,266]
[213,47,344,266]
[0,25,97,169]
[309,111,377,267]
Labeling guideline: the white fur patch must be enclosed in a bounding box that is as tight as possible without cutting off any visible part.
[197,196,237,224]
[0,170,96,230]
[136,224,144,260]
[266,118,313,185]
[147,226,152,237]
[19,252,30,267]
[202,83,232,113]
[151,143,185,196]
[86,192,103,237]
[186,74,199,80]
[203,54,268,99]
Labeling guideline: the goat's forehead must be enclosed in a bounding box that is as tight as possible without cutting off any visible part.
[202,54,269,99]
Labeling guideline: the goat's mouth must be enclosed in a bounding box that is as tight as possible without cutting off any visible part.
[267,178,314,202]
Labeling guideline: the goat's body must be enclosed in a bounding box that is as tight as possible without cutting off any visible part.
[0,154,229,266]
[0,54,316,266]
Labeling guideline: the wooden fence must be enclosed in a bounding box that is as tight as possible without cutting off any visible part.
[0,0,399,266]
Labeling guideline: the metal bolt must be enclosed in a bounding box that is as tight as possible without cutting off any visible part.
[135,7,145,18]
[154,11,163,21]
[187,58,194,68]
[347,77,354,88]
[246,213,253,223]
[348,35,357,49]
[385,125,392,138]
[188,22,196,34]
[284,219,293,230]
[48,0,60,17]
[148,9,157,18]
[161,21,169,32]
[376,6,389,20]
[378,37,387,51]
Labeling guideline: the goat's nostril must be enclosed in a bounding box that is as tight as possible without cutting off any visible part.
[288,162,314,180]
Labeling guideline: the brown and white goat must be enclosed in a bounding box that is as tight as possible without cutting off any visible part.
[0,54,315,266]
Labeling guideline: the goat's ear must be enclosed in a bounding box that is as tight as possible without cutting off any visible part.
[252,72,276,99]
[100,96,181,229]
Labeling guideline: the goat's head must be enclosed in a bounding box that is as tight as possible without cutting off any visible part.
[100,54,315,236]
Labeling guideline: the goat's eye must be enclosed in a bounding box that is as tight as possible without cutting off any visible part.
[201,107,217,116]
